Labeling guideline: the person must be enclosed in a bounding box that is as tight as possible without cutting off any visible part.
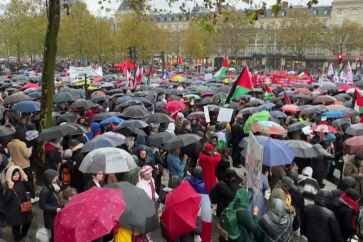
[297,166,320,205]
[2,166,32,242]
[167,147,187,180]
[311,141,330,188]
[255,199,293,242]
[215,168,238,217]
[245,165,270,219]
[331,176,356,198]
[344,152,363,198]
[7,130,39,203]
[64,139,85,193]
[15,116,29,134]
[132,135,154,160]
[39,169,62,242]
[231,115,244,168]
[138,148,155,171]
[180,119,192,134]
[44,138,63,171]
[333,188,360,242]
[198,143,221,194]
[57,187,77,208]
[90,123,101,137]
[165,123,175,134]
[269,176,295,214]
[118,155,141,186]
[84,172,104,191]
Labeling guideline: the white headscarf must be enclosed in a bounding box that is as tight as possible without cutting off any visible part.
[165,123,175,134]
[302,166,313,178]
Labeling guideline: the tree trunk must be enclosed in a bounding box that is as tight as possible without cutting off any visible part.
[36,0,60,186]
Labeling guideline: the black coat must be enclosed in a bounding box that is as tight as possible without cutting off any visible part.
[84,179,102,192]
[2,181,33,226]
[231,121,243,148]
[301,190,343,242]
[39,170,61,230]
[44,145,62,171]
[332,197,357,242]
[66,144,85,193]
[216,179,237,217]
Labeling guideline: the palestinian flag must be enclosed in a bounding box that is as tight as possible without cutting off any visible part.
[225,67,253,103]
[178,54,183,65]
[265,86,273,101]
[351,89,363,114]
[146,66,154,85]
[298,69,309,77]
[214,58,229,78]
[216,130,228,150]
[284,91,291,105]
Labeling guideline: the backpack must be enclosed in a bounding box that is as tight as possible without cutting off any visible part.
[219,202,242,240]
[210,183,219,204]
[61,167,71,186]
[357,206,363,239]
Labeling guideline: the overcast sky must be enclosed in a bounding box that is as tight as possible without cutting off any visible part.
[86,0,333,15]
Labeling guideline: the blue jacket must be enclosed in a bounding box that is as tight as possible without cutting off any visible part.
[0,153,9,172]
[167,153,186,180]
[132,135,154,159]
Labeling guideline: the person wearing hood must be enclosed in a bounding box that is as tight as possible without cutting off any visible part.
[180,119,192,134]
[215,168,238,217]
[199,144,221,194]
[90,122,101,137]
[191,118,202,134]
[332,176,356,198]
[44,137,63,171]
[343,152,363,197]
[54,102,67,114]
[301,189,343,242]
[132,135,154,160]
[39,169,62,242]
[2,166,32,242]
[208,132,219,153]
[167,147,187,180]
[231,115,244,168]
[165,122,175,135]
[333,188,360,242]
[297,166,320,205]
[174,112,184,134]
[255,199,293,242]
[269,176,296,215]
[64,139,85,193]
[118,155,141,186]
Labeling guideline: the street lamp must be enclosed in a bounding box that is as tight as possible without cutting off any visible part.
[142,47,146,65]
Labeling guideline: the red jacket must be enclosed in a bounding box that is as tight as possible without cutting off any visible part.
[199,151,221,194]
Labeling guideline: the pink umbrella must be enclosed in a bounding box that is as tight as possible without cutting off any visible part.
[311,124,337,133]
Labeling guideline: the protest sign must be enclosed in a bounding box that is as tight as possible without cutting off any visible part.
[69,66,103,80]
[245,132,263,197]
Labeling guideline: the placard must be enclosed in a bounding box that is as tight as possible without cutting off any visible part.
[217,108,233,122]
[69,66,103,80]
[245,132,263,197]
[204,73,213,80]
[203,106,210,123]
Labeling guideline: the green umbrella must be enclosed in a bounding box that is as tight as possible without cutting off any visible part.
[243,110,270,134]
[185,94,201,100]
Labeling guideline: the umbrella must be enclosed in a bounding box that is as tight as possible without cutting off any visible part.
[238,135,269,148]
[3,93,32,105]
[133,97,152,106]
[165,101,186,113]
[293,94,313,100]
[100,117,125,125]
[169,75,186,82]
[121,106,149,118]
[92,112,122,122]
[320,83,337,90]
[163,134,201,150]
[300,106,321,115]
[12,101,40,112]
[282,140,324,158]
[38,125,79,141]
[116,96,134,104]
[241,139,295,167]
[243,110,270,134]
[59,112,79,123]
[281,104,301,113]
[322,111,345,119]
[53,91,80,103]
[27,91,41,99]
[332,118,350,127]
[185,94,201,100]
[166,89,183,96]
[69,100,96,109]
[81,134,125,153]
[337,85,355,91]
[345,123,363,136]
[105,182,159,234]
[0,126,14,136]
[114,127,147,136]
[160,181,201,241]
[116,120,148,129]
[79,147,137,174]
[287,121,311,132]
[91,95,110,103]
[54,187,126,242]
[269,111,287,119]
[147,132,175,146]
[311,124,337,133]
[119,99,142,107]
[143,113,173,124]
[210,93,227,102]
[250,121,286,135]
[313,96,337,105]
[253,103,275,113]
[295,88,312,96]
[187,112,205,120]
[344,136,363,153]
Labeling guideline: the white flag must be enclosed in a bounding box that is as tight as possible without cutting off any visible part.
[333,71,339,82]
[340,71,348,82]
[328,63,334,76]
[347,62,354,84]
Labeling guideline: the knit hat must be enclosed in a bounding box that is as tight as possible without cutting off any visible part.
[302,166,313,178]
[139,165,153,181]
[345,188,360,201]
[90,123,101,132]
[177,112,184,118]
[63,149,72,159]
[355,152,363,161]
[204,144,213,152]
[85,110,93,118]
[327,133,336,142]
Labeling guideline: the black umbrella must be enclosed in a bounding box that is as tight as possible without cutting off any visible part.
[163,134,201,150]
[0,126,14,136]
[210,93,227,102]
[60,112,79,123]
[69,100,96,109]
[238,107,255,115]
[121,106,149,119]
[114,127,147,136]
[117,120,148,129]
[156,101,166,111]
[105,182,159,234]
[90,95,110,102]
[119,99,142,107]
[38,125,78,141]
[166,89,183,96]
[287,121,311,132]
[226,102,241,111]
[332,118,350,128]
[199,97,211,105]
[53,91,80,103]
[300,106,321,115]
[216,85,230,94]
[346,123,363,136]
[92,112,122,122]
[143,113,173,124]
[293,94,313,100]
[3,93,32,105]
[81,134,125,153]
[147,132,175,146]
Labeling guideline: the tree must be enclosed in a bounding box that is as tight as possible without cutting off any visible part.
[323,20,363,55]
[89,16,113,63]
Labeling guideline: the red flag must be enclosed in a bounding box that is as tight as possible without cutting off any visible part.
[304,69,309,76]
[150,66,154,76]
[178,55,183,65]
[284,91,291,105]
[278,70,282,75]
[110,122,115,131]
[119,68,123,74]
[170,110,179,120]
[318,72,322,77]
[284,69,288,75]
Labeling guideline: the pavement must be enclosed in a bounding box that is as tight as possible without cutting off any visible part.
[0,165,352,242]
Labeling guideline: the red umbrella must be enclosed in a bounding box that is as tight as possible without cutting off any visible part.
[54,187,126,242]
[165,101,186,114]
[344,136,363,153]
[337,85,355,91]
[160,181,201,241]
[311,124,337,133]
[280,104,301,113]
[92,90,105,96]
[22,83,39,89]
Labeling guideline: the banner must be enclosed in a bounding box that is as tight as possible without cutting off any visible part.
[328,63,334,76]
[251,74,313,86]
[69,66,103,80]
[347,62,353,84]
[245,132,263,197]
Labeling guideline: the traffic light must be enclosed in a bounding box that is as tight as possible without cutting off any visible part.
[337,53,343,64]
[357,57,361,62]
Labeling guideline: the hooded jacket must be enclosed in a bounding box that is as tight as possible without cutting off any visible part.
[199,150,220,194]
[301,190,343,242]
[331,176,356,198]
[132,135,154,160]
[39,169,61,230]
[44,142,62,171]
[332,195,358,241]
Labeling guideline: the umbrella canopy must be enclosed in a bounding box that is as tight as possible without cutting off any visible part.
[287,121,312,132]
[243,110,270,134]
[311,124,337,133]
[92,112,122,122]
[147,132,175,146]
[54,187,126,242]
[59,112,79,123]
[187,111,205,120]
[100,117,125,125]
[117,120,148,129]
[165,101,186,114]
[322,111,345,119]
[69,100,96,109]
[81,134,125,153]
[3,93,32,105]
[53,91,80,103]
[38,125,79,141]
[0,126,15,136]
[344,136,363,153]
[79,147,137,174]
[295,88,312,95]
[114,127,147,136]
[250,121,286,135]
[163,134,201,150]
[12,101,40,112]
[282,140,327,158]
[121,106,149,119]
[143,113,173,124]
[345,123,363,136]
[210,93,227,102]
[238,135,269,149]
[281,104,300,113]
[332,118,350,128]
[160,181,201,241]
[105,182,159,234]
[241,139,295,167]
[313,95,337,105]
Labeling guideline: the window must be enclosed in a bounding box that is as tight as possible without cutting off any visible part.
[170,16,175,21]
[257,35,263,43]
[257,46,263,53]
[337,9,344,16]
[267,46,274,54]
[156,17,160,21]
[248,46,255,54]
[313,10,318,15]
[249,35,255,43]
[276,46,282,53]
[307,47,315,55]
[335,20,343,26]
[351,9,359,16]
[164,17,167,21]
[317,46,324,55]
[281,11,286,16]
[268,34,274,42]
[347,49,352,55]
[238,48,244,54]
[324,9,329,15]
[322,21,327,28]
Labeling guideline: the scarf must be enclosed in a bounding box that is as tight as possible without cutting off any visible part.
[48,141,60,149]
[341,193,359,226]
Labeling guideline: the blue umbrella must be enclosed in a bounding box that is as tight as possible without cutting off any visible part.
[133,97,152,106]
[269,110,287,118]
[28,91,41,99]
[254,103,275,113]
[13,101,40,112]
[117,96,133,104]
[71,89,85,98]
[100,117,125,125]
[322,111,345,119]
[241,139,295,167]
[81,134,125,153]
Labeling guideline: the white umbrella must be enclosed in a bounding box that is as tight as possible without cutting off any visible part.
[228,67,236,71]
[79,147,137,174]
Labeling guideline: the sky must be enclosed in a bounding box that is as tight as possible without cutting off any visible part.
[85,0,333,16]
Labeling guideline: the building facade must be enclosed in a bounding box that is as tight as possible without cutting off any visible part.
[116,0,363,72]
